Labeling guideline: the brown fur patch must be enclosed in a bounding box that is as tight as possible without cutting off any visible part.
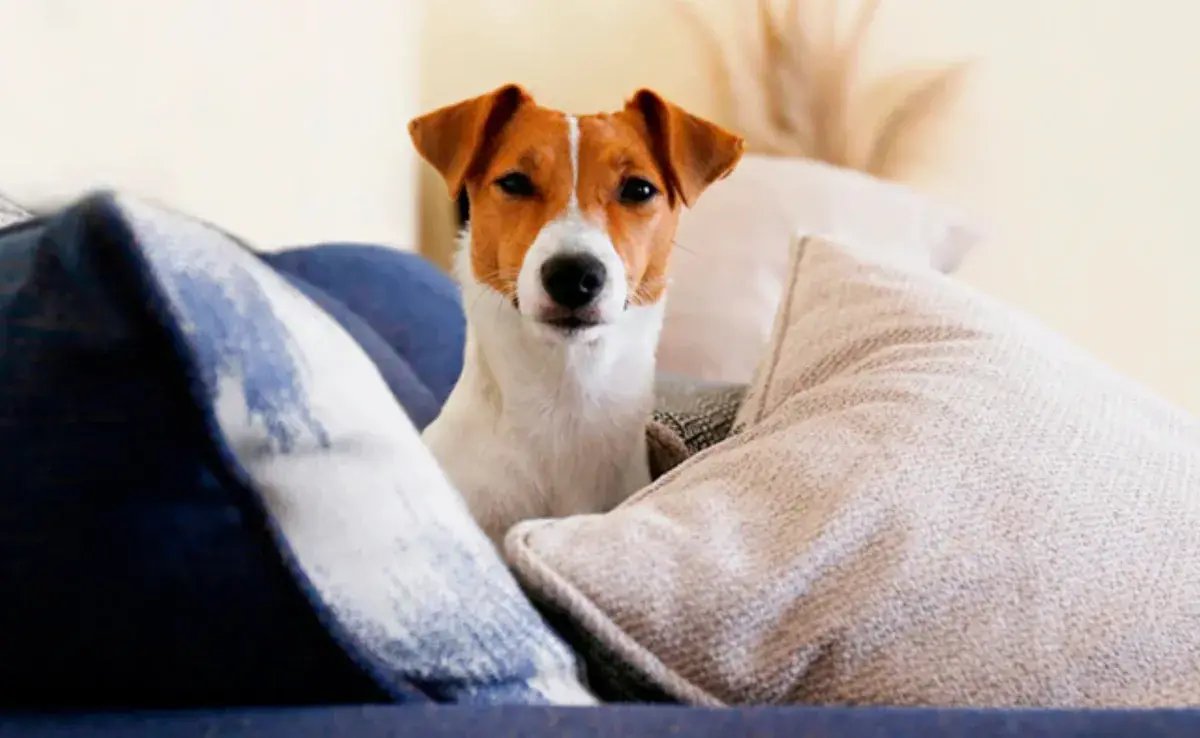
[462,105,571,296]
[576,112,679,305]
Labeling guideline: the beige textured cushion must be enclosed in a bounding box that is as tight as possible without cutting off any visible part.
[508,236,1200,707]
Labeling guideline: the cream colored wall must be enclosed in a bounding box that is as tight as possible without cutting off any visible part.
[421,0,1200,412]
[0,0,423,250]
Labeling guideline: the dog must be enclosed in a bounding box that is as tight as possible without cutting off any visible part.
[409,85,743,548]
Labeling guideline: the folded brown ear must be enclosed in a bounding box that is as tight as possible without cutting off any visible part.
[625,89,745,208]
[408,84,533,198]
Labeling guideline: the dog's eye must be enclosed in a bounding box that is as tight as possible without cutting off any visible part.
[494,172,536,198]
[618,176,659,205]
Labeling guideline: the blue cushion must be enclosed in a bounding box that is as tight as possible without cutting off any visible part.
[0,211,390,708]
[262,245,465,407]
[0,193,589,709]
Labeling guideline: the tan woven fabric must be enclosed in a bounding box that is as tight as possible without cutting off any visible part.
[508,236,1200,707]
[647,375,746,479]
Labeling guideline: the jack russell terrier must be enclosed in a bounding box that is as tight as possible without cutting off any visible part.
[409,85,744,547]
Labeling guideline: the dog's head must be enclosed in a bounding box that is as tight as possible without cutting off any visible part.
[409,85,743,341]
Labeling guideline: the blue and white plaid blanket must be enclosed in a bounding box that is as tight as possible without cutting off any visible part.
[0,193,593,706]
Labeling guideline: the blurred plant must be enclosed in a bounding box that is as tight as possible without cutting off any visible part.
[676,0,969,180]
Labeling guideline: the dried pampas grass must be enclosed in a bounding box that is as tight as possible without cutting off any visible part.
[675,0,968,181]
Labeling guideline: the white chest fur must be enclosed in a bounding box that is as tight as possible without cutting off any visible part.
[421,244,662,547]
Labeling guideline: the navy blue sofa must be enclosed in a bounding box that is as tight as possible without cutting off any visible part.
[7,704,1200,737]
[1,201,1197,737]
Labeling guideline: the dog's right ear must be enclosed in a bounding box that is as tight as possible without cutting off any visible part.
[408,84,533,199]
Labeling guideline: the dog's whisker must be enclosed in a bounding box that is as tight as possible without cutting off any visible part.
[463,268,522,316]
[671,239,703,259]
[625,274,671,306]
[466,290,489,317]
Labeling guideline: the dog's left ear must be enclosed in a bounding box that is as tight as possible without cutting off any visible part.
[409,84,533,198]
[625,89,745,208]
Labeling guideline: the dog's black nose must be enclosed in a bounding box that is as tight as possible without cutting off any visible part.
[540,253,606,310]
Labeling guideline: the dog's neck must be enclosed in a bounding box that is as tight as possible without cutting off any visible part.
[422,233,662,545]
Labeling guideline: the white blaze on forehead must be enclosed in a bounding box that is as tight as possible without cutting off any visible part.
[564,114,580,213]
[511,111,628,326]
